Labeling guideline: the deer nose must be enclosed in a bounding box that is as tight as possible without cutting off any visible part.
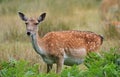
[27,32,31,36]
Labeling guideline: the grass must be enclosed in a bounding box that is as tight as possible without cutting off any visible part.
[0,0,120,75]
[0,48,120,77]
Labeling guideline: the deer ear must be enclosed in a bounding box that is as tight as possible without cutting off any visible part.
[38,13,46,22]
[18,12,27,21]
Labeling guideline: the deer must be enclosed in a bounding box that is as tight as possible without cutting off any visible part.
[107,21,120,33]
[111,21,120,27]
[100,0,120,20]
[18,12,103,73]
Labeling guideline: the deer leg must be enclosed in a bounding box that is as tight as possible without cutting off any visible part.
[47,64,53,73]
[56,57,64,74]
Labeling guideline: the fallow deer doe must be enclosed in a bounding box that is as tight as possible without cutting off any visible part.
[18,12,103,73]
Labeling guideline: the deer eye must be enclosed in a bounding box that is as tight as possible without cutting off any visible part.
[34,23,39,25]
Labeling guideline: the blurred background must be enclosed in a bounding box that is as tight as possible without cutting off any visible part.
[0,0,120,72]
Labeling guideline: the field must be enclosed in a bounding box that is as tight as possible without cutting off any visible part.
[0,0,120,77]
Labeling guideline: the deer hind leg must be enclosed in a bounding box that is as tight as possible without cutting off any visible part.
[47,64,53,73]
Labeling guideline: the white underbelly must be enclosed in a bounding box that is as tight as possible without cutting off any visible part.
[64,57,84,66]
[42,48,87,66]
[42,56,55,64]
[64,48,86,66]
[42,55,84,66]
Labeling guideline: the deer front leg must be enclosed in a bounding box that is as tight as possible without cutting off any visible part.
[56,56,64,74]
[47,64,53,73]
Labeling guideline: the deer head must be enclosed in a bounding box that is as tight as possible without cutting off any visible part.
[18,12,46,36]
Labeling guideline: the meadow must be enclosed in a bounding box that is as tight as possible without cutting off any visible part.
[0,0,120,76]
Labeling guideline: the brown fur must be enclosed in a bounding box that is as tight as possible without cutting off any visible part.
[42,31,103,54]
[110,21,120,32]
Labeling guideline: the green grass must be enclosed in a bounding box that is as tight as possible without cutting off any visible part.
[0,48,120,77]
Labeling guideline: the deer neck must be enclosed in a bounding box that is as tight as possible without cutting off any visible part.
[30,33,45,56]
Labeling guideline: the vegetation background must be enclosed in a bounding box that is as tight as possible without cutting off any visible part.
[0,0,120,77]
